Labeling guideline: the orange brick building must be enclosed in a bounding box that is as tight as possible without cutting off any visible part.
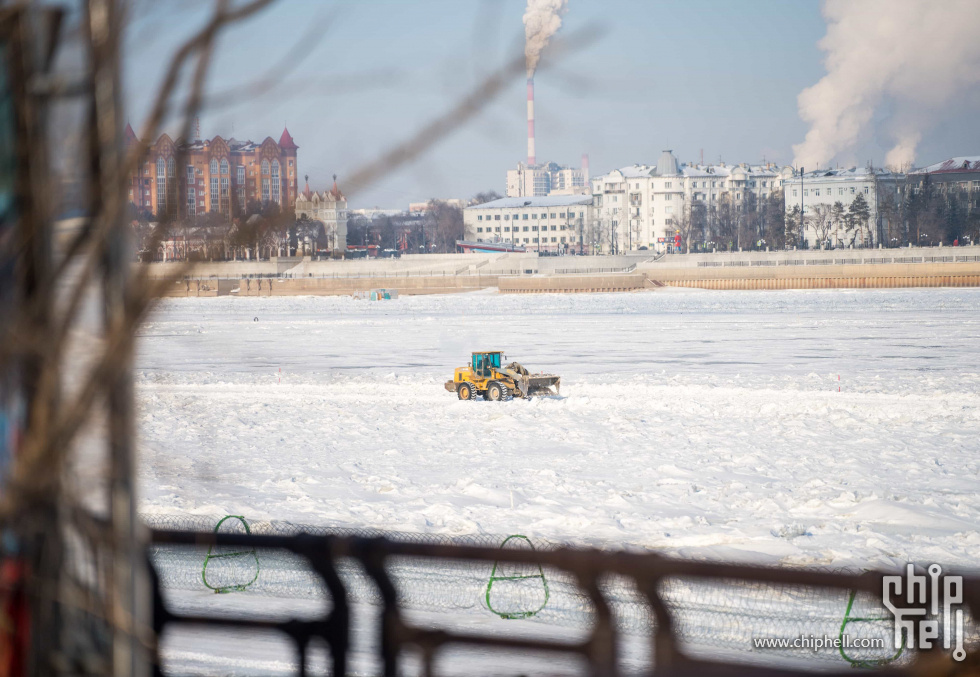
[125,124,299,219]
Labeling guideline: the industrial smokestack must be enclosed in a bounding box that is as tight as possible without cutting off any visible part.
[523,0,567,167]
[527,78,536,166]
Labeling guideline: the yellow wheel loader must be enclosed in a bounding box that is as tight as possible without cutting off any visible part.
[444,351,561,401]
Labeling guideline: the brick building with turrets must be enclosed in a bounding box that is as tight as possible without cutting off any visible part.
[125,124,299,220]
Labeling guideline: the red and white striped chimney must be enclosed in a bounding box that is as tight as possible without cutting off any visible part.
[527,77,536,166]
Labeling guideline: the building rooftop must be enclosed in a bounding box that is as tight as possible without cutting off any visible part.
[802,166,903,180]
[911,156,980,174]
[467,195,593,209]
[654,150,680,177]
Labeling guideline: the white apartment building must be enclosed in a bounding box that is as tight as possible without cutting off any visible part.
[787,166,905,248]
[506,161,590,198]
[463,195,595,254]
[592,151,794,252]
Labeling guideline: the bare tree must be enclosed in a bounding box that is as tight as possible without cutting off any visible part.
[810,204,834,249]
[425,199,464,253]
[470,190,502,205]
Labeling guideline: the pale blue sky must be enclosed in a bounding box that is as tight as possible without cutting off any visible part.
[122,0,976,208]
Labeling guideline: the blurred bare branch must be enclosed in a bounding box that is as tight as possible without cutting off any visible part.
[342,27,601,197]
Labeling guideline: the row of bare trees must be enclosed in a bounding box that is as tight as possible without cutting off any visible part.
[675,191,788,253]
[882,175,980,247]
[129,202,338,261]
[346,198,469,254]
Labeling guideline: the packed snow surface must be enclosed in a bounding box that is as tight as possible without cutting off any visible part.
[137,288,980,568]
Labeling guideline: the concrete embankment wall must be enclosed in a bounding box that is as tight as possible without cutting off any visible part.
[498,273,652,293]
[148,246,980,296]
[158,275,504,297]
[642,262,980,290]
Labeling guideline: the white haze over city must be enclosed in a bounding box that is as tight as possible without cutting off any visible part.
[136,288,980,570]
[793,0,980,169]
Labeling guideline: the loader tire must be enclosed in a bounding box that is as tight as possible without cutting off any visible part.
[457,382,476,401]
[487,381,511,402]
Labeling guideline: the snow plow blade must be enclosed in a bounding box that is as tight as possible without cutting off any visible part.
[498,364,560,398]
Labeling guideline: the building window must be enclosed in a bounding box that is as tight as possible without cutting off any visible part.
[187,188,195,216]
[477,227,483,233]
[550,213,556,218]
[477,215,482,221]
[504,227,510,232]
[850,187,855,194]
[271,160,281,204]
[864,187,869,194]
[221,177,229,209]
[793,189,797,197]
[187,165,195,183]
[665,182,672,189]
[504,214,510,220]
[210,177,218,210]
[237,166,245,184]
[494,215,500,220]
[156,157,166,209]
[532,213,538,219]
[523,214,528,220]
[523,226,529,232]
[803,190,808,196]
[220,158,229,175]
[210,158,218,174]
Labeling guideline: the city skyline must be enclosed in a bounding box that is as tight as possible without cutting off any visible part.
[123,0,980,208]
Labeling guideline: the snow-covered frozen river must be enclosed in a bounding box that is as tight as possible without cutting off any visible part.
[136,287,980,569]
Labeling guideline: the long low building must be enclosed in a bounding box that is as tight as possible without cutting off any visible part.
[463,195,596,254]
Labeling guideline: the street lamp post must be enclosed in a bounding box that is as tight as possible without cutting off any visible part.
[799,166,805,249]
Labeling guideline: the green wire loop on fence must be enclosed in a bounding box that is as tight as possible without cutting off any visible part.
[485,534,550,619]
[201,515,261,594]
[838,589,904,668]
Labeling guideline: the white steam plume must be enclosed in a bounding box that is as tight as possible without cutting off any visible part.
[793,0,980,170]
[524,0,568,78]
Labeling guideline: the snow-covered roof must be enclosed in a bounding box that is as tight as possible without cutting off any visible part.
[467,195,593,209]
[802,166,902,180]
[911,156,980,175]
[619,165,654,179]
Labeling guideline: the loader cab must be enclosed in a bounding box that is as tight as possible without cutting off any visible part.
[471,351,502,379]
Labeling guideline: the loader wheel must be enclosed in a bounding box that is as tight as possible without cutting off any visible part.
[487,381,511,402]
[457,382,476,401]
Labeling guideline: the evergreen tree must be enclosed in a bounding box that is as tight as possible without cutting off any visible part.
[847,193,871,245]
